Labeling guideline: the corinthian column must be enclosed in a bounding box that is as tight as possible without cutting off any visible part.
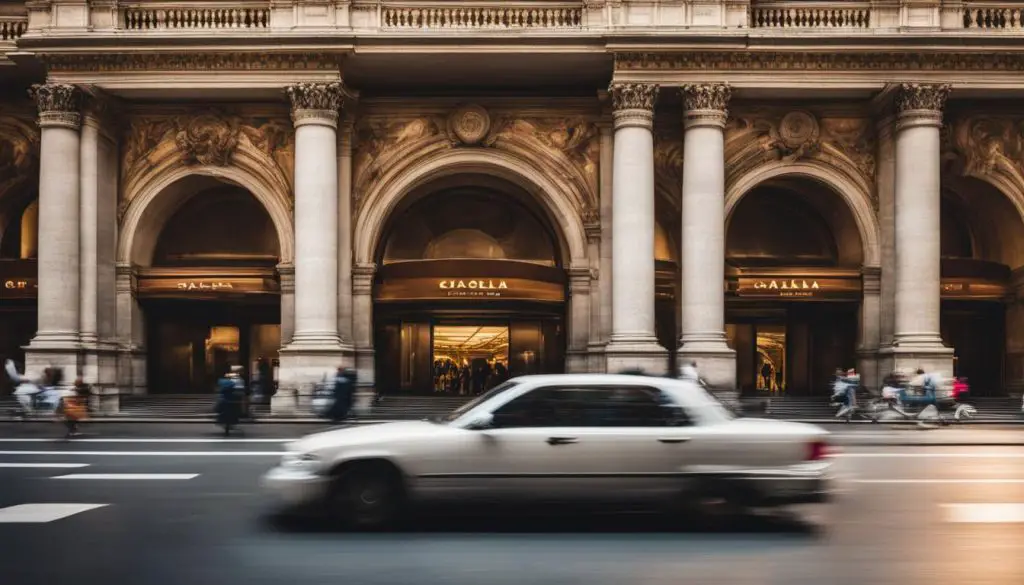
[890,83,955,373]
[276,82,350,404]
[25,84,83,381]
[677,83,736,389]
[604,82,668,374]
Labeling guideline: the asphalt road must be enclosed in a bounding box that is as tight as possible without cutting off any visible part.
[0,428,1021,585]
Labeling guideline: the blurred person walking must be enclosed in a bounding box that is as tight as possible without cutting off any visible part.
[215,366,244,437]
[329,367,357,424]
[60,378,90,439]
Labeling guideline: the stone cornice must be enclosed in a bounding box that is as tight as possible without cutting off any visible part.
[614,51,1024,73]
[40,51,344,73]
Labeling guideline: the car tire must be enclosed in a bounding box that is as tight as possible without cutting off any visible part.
[327,462,405,530]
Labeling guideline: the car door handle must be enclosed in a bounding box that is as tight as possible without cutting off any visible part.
[547,436,578,445]
[657,437,691,444]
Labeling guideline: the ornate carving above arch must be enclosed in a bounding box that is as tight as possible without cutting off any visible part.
[725,109,876,212]
[945,115,1024,227]
[352,106,598,219]
[725,160,881,268]
[118,153,295,266]
[120,110,294,220]
[0,114,40,204]
[353,147,590,268]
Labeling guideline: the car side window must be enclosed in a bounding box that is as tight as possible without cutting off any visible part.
[491,388,559,428]
[601,386,691,427]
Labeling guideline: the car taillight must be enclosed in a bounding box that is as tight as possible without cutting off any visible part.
[808,440,830,461]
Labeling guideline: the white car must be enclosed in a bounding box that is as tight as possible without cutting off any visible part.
[263,374,833,528]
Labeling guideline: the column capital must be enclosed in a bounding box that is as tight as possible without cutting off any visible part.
[861,266,882,294]
[285,82,347,129]
[895,83,951,130]
[115,262,136,293]
[568,266,594,290]
[681,83,731,130]
[30,83,82,130]
[352,262,376,294]
[609,82,658,130]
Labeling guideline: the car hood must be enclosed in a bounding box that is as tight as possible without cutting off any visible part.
[726,417,830,438]
[289,421,446,453]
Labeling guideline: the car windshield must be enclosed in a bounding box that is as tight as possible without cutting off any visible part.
[441,380,521,423]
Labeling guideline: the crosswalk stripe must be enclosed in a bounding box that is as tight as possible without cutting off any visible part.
[53,473,199,480]
[0,463,90,468]
[942,503,1024,523]
[0,503,108,523]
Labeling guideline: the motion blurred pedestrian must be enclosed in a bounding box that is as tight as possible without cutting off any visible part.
[61,377,90,439]
[329,367,357,424]
[215,366,243,437]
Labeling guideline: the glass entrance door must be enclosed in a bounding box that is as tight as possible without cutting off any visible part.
[755,325,786,394]
[431,325,510,395]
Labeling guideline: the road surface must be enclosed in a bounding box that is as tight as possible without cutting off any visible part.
[0,425,1021,585]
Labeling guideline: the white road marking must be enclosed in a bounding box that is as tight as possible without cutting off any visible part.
[856,479,1024,484]
[0,503,108,523]
[840,453,1024,458]
[0,438,293,444]
[0,450,282,457]
[0,463,90,468]
[943,503,1024,523]
[53,473,199,480]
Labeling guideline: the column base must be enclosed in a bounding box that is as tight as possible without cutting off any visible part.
[605,337,669,376]
[566,350,591,374]
[82,342,120,412]
[677,343,737,390]
[115,346,147,396]
[587,342,607,373]
[24,343,81,386]
[856,348,881,392]
[878,343,955,378]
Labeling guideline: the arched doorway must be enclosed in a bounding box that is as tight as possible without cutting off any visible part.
[725,177,865,395]
[373,176,567,396]
[0,194,37,394]
[137,179,282,393]
[940,177,1024,396]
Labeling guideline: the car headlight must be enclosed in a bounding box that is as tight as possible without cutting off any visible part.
[281,452,320,469]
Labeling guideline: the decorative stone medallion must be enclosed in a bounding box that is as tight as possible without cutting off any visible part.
[448,104,491,145]
[776,111,819,150]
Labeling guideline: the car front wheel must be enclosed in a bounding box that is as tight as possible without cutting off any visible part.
[327,462,405,530]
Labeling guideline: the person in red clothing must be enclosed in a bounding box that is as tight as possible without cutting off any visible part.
[952,377,969,402]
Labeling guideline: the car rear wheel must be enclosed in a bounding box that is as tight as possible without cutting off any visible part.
[327,462,405,530]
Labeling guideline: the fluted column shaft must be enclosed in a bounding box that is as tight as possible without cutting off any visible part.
[285,83,343,347]
[605,83,667,373]
[30,84,82,349]
[893,84,950,349]
[337,118,355,348]
[679,84,730,348]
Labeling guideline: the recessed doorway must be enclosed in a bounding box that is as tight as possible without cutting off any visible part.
[431,325,509,394]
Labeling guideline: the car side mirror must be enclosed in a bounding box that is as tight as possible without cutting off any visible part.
[465,412,494,430]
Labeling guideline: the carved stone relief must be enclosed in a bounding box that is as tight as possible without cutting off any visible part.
[120,111,295,218]
[949,116,1024,180]
[353,107,600,217]
[0,115,39,199]
[725,109,877,207]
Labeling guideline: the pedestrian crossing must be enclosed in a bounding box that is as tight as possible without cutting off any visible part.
[0,503,109,523]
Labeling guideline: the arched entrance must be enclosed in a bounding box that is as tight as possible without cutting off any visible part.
[940,176,1024,395]
[0,193,37,394]
[373,175,568,396]
[135,178,283,393]
[725,176,866,395]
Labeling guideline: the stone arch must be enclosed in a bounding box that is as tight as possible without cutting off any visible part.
[355,147,589,268]
[726,160,880,267]
[118,163,294,266]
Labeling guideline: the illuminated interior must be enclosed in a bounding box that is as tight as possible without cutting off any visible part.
[431,325,510,394]
[755,325,786,392]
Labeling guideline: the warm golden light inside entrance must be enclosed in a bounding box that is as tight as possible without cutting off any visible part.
[756,325,786,393]
[431,325,510,394]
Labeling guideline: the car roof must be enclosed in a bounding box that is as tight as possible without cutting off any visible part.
[509,373,686,387]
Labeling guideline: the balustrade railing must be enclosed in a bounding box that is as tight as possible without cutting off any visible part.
[963,3,1024,29]
[382,4,583,29]
[122,3,270,30]
[751,2,871,29]
[0,16,27,40]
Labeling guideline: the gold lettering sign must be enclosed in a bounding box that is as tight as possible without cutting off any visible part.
[437,279,509,297]
[751,279,820,298]
[3,280,33,290]
[941,283,966,293]
[175,281,235,291]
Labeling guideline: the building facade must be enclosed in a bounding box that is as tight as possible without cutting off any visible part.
[1,0,1024,411]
